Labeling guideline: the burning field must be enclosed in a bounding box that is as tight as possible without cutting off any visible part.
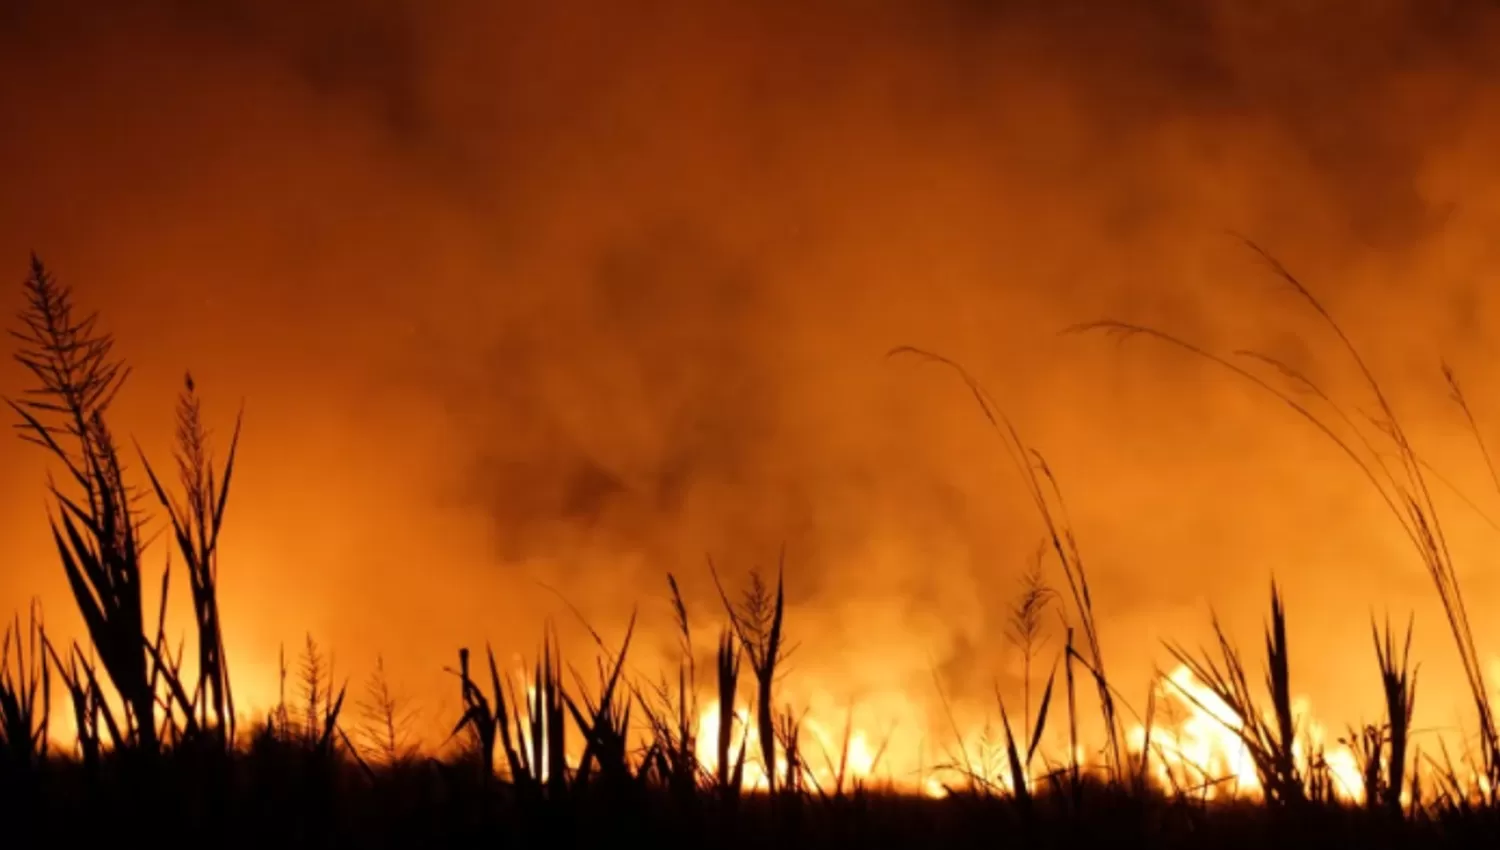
[0,255,1494,847]
[10,0,1500,846]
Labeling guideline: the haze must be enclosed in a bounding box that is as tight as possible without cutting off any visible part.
[4,0,1500,746]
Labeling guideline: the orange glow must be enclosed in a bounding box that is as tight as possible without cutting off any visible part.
[7,0,1500,810]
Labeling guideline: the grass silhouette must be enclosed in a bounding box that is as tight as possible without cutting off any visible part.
[1,254,1498,848]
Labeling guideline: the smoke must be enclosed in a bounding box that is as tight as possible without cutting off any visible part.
[4,0,1500,739]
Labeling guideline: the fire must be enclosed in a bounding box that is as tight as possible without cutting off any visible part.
[33,633,1496,808]
[804,719,878,778]
[693,703,890,792]
[625,662,1376,802]
[1126,665,1366,802]
[666,662,1385,802]
[1131,665,1263,796]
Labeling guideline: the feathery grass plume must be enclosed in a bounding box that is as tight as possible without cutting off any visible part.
[295,634,347,756]
[984,573,1064,804]
[710,553,791,794]
[0,602,50,773]
[301,634,327,748]
[357,655,419,766]
[1165,582,1304,806]
[8,256,130,498]
[889,346,1125,783]
[138,373,241,750]
[1006,546,1056,740]
[7,256,167,752]
[1071,239,1500,799]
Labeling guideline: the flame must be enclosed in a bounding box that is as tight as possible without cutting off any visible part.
[1124,665,1368,802]
[661,663,1386,801]
[1132,665,1262,796]
[679,663,1379,802]
[445,651,1500,805]
[37,642,1500,808]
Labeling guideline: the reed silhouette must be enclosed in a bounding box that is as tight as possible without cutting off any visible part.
[1,254,1498,848]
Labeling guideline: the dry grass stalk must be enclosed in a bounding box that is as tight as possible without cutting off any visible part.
[138,373,241,749]
[6,258,242,757]
[7,257,162,752]
[636,576,700,797]
[711,554,790,794]
[715,626,748,797]
[357,655,419,766]
[1072,239,1500,799]
[890,346,1126,783]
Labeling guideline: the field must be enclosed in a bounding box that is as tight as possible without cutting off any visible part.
[3,253,1500,848]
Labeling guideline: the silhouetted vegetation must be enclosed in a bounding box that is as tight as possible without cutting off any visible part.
[2,253,1499,848]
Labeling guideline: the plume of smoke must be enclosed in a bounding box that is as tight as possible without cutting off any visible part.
[2,0,1500,738]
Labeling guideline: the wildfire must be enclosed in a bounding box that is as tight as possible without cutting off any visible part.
[675,664,1375,801]
[692,703,898,793]
[1129,665,1365,802]
[35,641,1490,809]
[658,663,1373,801]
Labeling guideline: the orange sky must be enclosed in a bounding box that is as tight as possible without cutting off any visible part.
[5,0,1500,752]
